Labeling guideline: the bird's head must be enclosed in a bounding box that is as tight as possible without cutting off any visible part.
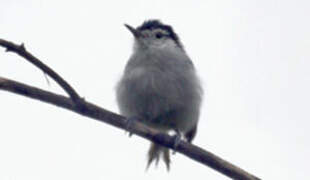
[125,20,184,51]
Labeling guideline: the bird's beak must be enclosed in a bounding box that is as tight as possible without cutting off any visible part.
[124,24,141,38]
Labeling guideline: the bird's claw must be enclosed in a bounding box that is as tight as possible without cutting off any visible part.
[172,130,182,154]
[125,116,138,137]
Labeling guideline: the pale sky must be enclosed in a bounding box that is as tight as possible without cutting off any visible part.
[0,1,309,179]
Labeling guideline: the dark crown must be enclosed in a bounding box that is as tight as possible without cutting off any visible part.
[137,20,183,49]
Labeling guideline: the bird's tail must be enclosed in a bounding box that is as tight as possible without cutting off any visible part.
[146,142,170,171]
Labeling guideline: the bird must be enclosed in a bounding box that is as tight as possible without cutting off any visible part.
[116,20,203,170]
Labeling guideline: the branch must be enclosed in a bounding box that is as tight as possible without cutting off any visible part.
[0,77,260,180]
[0,39,82,103]
[0,39,261,180]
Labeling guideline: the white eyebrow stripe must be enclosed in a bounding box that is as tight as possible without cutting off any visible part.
[153,29,169,35]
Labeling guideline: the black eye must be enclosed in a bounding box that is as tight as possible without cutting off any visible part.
[155,33,163,39]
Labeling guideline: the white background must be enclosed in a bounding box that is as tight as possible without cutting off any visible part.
[0,1,309,179]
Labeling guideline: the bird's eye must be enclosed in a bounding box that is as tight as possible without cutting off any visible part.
[155,33,163,39]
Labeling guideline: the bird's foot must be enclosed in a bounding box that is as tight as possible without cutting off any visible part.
[172,129,182,154]
[125,116,139,137]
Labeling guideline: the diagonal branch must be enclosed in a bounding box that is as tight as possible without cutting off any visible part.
[0,39,82,103]
[0,77,261,180]
[0,39,261,180]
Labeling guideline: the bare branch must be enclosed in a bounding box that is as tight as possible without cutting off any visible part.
[0,77,261,180]
[0,39,261,180]
[0,39,82,103]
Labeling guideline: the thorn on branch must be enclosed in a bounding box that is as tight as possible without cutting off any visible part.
[5,42,26,52]
[20,43,26,51]
[43,73,51,87]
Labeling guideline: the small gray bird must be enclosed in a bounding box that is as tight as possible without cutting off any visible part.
[116,20,203,170]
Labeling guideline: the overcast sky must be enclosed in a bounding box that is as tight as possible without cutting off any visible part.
[0,0,309,179]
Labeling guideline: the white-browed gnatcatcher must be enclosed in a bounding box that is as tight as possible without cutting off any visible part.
[116,20,203,170]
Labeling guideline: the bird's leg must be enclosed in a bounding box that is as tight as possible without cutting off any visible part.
[125,116,140,137]
[172,129,182,154]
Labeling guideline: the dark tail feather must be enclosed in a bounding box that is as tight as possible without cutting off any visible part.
[146,143,170,171]
[163,148,170,170]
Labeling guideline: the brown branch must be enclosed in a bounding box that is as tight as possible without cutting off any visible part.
[0,39,261,180]
[0,39,82,103]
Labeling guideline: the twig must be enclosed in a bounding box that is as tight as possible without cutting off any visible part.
[0,39,82,104]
